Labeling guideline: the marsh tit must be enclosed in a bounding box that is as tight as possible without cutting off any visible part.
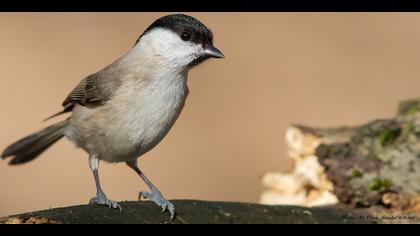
[1,14,224,219]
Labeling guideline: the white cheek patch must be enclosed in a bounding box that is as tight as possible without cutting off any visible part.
[139,28,202,69]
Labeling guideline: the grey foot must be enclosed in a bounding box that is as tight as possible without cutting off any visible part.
[89,192,122,211]
[139,190,175,219]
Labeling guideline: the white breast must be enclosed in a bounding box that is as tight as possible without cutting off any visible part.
[121,74,187,144]
[108,73,188,161]
[66,73,189,163]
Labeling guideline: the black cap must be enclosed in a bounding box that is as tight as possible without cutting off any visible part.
[136,14,214,46]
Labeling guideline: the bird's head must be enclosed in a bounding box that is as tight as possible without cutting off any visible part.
[134,14,224,72]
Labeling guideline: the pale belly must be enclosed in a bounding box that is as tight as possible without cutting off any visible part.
[65,78,188,163]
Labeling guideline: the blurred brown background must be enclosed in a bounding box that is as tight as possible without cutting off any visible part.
[1,13,420,217]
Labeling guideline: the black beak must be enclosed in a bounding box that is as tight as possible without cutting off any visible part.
[203,44,225,59]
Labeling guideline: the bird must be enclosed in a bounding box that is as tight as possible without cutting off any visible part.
[1,14,224,219]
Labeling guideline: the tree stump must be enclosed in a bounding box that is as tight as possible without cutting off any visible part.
[261,98,420,214]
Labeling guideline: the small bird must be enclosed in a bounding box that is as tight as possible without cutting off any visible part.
[1,14,224,219]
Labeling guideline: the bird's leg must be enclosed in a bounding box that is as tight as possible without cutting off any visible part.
[126,160,175,219]
[89,155,122,211]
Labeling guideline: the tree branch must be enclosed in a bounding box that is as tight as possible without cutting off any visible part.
[0,200,386,224]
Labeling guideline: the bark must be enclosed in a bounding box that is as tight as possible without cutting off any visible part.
[0,200,411,224]
[269,98,420,213]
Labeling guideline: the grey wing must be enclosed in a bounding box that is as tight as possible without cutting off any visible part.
[63,74,109,108]
[44,72,121,121]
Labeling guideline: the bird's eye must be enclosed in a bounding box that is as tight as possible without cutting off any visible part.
[180,32,192,41]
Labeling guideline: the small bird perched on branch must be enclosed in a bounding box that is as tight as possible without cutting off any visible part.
[1,14,224,219]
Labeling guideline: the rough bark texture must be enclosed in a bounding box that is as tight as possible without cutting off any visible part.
[261,98,420,217]
[315,100,420,212]
[2,200,416,224]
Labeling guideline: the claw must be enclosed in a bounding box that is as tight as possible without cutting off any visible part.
[89,194,122,212]
[161,204,167,213]
[170,210,176,220]
[139,190,176,219]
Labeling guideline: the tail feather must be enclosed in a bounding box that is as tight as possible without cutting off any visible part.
[1,120,68,165]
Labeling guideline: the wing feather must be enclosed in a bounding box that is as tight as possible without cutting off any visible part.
[44,70,122,121]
